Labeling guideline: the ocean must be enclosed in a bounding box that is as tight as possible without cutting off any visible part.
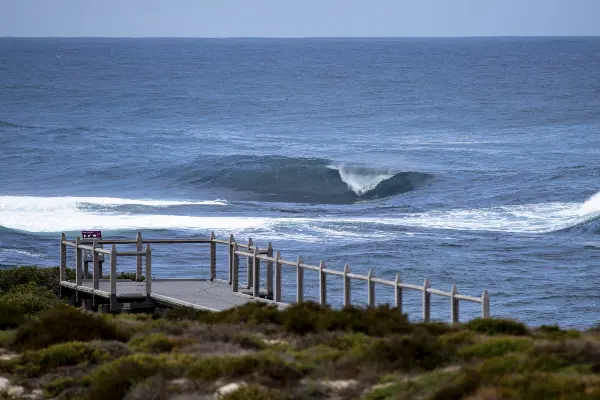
[1,37,599,327]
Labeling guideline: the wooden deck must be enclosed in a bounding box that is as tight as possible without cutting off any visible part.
[60,279,282,312]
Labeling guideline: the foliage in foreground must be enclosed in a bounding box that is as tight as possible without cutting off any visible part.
[1,266,599,400]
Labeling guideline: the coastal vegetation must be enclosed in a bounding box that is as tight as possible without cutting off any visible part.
[0,266,598,399]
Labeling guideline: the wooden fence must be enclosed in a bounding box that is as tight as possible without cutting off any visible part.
[60,232,490,322]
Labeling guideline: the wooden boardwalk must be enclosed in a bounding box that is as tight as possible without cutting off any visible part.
[59,232,491,321]
[61,278,278,312]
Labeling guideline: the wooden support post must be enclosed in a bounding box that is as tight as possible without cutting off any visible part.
[59,233,66,284]
[423,279,431,323]
[232,244,239,292]
[367,268,375,307]
[451,284,459,324]
[395,273,403,314]
[75,237,82,286]
[92,239,100,290]
[209,232,216,281]
[110,244,117,311]
[266,242,273,299]
[343,264,351,307]
[145,244,152,301]
[247,238,253,288]
[136,232,143,281]
[274,251,282,302]
[228,234,235,284]
[319,260,327,305]
[252,247,260,297]
[296,256,304,303]
[482,290,490,318]
[74,237,82,304]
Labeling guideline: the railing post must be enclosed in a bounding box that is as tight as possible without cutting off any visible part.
[232,243,239,292]
[367,268,375,307]
[136,232,143,281]
[482,290,490,318]
[451,284,459,324]
[423,279,431,323]
[75,237,82,286]
[252,247,260,297]
[209,232,216,281]
[59,233,66,284]
[92,239,100,290]
[319,260,327,305]
[266,242,273,299]
[296,256,303,303]
[110,244,117,311]
[274,251,282,302]
[228,234,235,284]
[247,238,254,288]
[394,272,403,314]
[343,264,351,307]
[145,244,152,301]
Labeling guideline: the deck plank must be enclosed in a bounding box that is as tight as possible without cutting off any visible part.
[63,279,270,311]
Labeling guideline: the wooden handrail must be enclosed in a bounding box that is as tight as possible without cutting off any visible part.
[61,231,491,322]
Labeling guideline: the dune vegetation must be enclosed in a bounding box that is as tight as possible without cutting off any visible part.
[0,266,599,399]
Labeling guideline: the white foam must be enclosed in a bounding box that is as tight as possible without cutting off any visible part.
[328,164,394,195]
[347,192,600,234]
[0,196,234,233]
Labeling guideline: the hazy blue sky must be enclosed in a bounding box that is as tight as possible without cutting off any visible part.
[1,0,599,37]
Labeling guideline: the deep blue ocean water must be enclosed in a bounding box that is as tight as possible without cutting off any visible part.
[1,37,600,327]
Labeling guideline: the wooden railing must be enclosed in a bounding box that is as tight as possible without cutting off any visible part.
[60,232,490,322]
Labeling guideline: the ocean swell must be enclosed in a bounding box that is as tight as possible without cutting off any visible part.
[172,155,431,204]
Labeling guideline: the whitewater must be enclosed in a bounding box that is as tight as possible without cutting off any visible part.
[2,37,600,327]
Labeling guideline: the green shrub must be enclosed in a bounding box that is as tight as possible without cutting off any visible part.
[0,282,60,315]
[9,341,107,377]
[128,333,178,353]
[233,332,267,350]
[84,353,189,400]
[465,318,528,336]
[428,371,480,400]
[458,337,532,359]
[529,339,600,366]
[0,266,73,297]
[44,376,78,398]
[437,330,477,347]
[499,373,588,400]
[220,384,288,400]
[187,353,305,384]
[350,331,451,372]
[14,305,131,350]
[0,302,25,329]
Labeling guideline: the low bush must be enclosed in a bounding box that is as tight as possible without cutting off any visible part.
[187,353,305,385]
[84,353,190,400]
[466,318,529,336]
[349,331,451,372]
[221,384,288,400]
[0,282,60,315]
[458,337,532,359]
[128,333,179,353]
[45,376,79,398]
[498,373,589,400]
[13,305,131,350]
[0,302,26,329]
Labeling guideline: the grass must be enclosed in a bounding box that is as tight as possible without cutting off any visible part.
[1,265,600,400]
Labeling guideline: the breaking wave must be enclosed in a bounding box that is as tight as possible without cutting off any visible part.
[172,155,431,204]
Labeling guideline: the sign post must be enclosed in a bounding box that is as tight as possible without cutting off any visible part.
[82,231,103,279]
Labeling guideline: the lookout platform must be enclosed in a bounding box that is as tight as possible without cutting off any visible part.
[58,232,490,321]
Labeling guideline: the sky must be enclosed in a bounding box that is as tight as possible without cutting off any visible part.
[1,0,599,38]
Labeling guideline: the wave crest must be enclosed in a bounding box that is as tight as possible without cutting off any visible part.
[173,155,431,204]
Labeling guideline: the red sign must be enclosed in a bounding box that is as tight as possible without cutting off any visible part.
[82,231,102,239]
